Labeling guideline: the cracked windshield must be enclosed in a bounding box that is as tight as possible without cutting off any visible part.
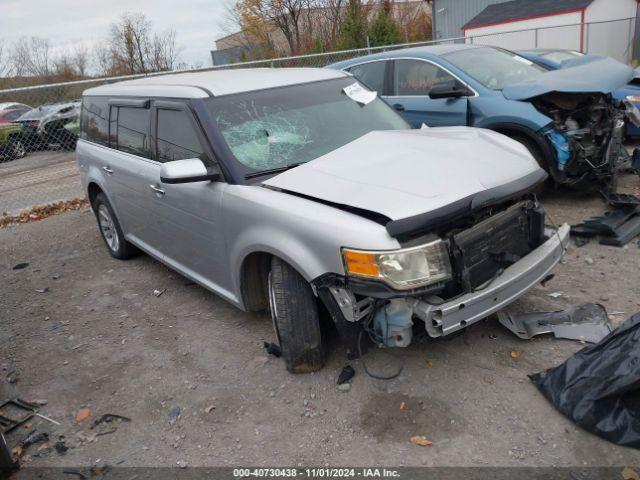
[208,78,407,174]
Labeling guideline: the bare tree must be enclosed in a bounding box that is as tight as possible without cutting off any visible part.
[0,42,12,78]
[11,37,52,77]
[71,45,90,77]
[149,30,181,71]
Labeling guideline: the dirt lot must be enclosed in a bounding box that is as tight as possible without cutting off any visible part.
[1,172,640,471]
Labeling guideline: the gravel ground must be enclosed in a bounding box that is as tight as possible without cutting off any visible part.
[1,172,640,470]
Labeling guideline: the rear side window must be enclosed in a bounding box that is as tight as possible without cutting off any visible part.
[346,61,386,93]
[80,96,109,145]
[156,108,205,163]
[110,106,151,158]
[393,59,457,96]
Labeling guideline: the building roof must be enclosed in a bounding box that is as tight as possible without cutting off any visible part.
[463,0,594,30]
[84,68,348,99]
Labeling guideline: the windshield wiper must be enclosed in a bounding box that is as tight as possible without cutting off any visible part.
[245,162,306,179]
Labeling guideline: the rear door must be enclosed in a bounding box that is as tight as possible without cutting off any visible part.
[149,100,231,295]
[104,98,160,246]
[388,59,470,128]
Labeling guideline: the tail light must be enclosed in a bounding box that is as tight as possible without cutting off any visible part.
[26,120,40,127]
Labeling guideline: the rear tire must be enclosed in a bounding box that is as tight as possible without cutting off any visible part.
[6,138,26,161]
[268,257,325,373]
[92,193,139,260]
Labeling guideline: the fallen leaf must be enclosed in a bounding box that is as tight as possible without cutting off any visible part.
[75,408,91,422]
[510,351,520,359]
[205,404,216,413]
[399,402,406,410]
[11,446,22,457]
[1,199,90,229]
[410,435,433,447]
[622,467,640,480]
[482,373,495,384]
[425,358,433,367]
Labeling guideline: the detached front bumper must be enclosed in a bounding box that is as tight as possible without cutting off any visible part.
[410,224,570,337]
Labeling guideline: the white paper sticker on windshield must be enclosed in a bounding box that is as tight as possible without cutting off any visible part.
[343,82,377,105]
[513,55,534,66]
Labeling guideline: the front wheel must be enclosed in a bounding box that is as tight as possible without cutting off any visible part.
[268,257,325,373]
[92,193,139,260]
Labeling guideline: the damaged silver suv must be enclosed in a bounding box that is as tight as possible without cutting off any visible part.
[78,68,570,373]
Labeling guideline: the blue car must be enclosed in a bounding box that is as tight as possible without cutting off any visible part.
[329,44,637,190]
[517,48,640,137]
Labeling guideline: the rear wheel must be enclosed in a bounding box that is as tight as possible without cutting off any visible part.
[268,257,325,373]
[6,138,26,161]
[92,193,139,260]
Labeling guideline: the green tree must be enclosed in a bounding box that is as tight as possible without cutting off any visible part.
[339,0,367,50]
[368,0,401,47]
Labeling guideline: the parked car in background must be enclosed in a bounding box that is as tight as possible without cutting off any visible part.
[77,68,569,373]
[329,45,638,191]
[0,122,26,161]
[14,101,80,151]
[0,103,32,124]
[517,48,640,138]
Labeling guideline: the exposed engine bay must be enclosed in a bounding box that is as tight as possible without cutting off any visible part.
[531,92,625,190]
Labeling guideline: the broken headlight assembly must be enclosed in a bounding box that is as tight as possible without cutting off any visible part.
[341,240,452,290]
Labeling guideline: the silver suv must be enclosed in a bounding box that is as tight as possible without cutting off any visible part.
[77,68,570,373]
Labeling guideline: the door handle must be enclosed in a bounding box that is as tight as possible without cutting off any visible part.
[102,166,114,175]
[149,184,165,196]
[393,103,405,111]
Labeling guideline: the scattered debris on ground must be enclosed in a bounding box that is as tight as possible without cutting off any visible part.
[263,342,282,357]
[337,365,355,385]
[153,288,166,297]
[0,198,90,228]
[498,303,613,343]
[11,262,29,270]
[0,399,39,433]
[89,414,130,430]
[410,435,433,447]
[74,409,91,423]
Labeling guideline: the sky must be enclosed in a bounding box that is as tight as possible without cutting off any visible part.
[0,0,234,70]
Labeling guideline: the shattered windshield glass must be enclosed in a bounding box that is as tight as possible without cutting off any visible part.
[443,47,547,90]
[206,78,408,175]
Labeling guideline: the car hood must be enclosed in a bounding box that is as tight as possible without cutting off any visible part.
[503,56,634,101]
[263,127,541,221]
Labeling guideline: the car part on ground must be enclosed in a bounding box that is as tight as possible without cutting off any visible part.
[0,432,18,474]
[530,312,640,449]
[602,192,640,208]
[0,399,39,433]
[497,303,612,343]
[571,205,640,246]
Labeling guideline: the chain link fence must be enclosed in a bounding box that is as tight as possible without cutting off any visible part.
[0,16,638,219]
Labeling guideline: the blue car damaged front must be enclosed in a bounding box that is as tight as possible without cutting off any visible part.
[329,45,637,191]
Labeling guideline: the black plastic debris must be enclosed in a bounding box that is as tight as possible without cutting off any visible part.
[571,206,640,247]
[602,192,640,208]
[498,304,612,344]
[530,312,640,449]
[337,365,355,385]
[54,436,68,455]
[263,342,282,358]
[11,263,29,270]
[89,413,131,430]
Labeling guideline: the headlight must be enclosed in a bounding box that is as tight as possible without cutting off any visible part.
[342,240,452,290]
[626,95,640,103]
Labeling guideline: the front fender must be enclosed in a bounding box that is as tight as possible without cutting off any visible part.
[470,96,552,132]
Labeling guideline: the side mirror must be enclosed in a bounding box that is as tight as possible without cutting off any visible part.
[429,83,473,100]
[160,158,220,184]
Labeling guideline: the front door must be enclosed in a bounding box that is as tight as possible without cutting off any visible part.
[148,100,231,297]
[386,59,469,128]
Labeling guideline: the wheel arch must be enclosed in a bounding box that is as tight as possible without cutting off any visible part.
[489,122,555,172]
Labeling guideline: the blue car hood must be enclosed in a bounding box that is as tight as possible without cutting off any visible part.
[503,56,634,101]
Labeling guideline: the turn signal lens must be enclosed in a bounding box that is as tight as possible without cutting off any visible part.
[343,250,380,277]
[626,95,640,102]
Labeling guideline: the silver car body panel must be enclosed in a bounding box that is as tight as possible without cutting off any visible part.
[264,127,539,220]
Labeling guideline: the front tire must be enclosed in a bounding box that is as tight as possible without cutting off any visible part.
[268,257,325,373]
[92,193,139,260]
[6,138,26,161]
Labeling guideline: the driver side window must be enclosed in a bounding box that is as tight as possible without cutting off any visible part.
[393,59,457,96]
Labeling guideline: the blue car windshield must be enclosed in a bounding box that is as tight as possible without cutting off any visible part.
[443,47,548,90]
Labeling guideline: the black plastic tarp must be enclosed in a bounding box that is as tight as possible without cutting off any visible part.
[530,312,640,449]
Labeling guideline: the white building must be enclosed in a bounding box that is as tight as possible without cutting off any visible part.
[462,0,640,62]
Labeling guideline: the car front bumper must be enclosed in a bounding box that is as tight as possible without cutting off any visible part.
[410,224,570,337]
